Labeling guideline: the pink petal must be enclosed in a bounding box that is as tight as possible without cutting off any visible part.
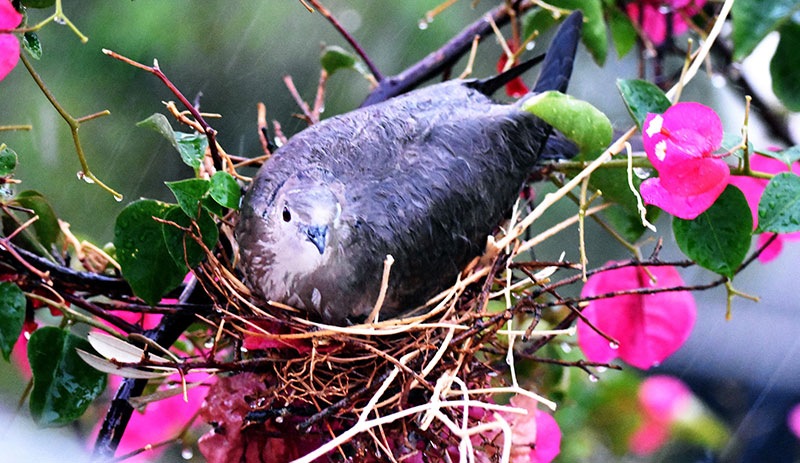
[642,103,723,165]
[638,375,692,421]
[788,404,800,439]
[640,175,727,220]
[756,232,784,263]
[629,419,670,455]
[658,157,730,196]
[0,0,22,30]
[627,3,667,45]
[577,264,697,369]
[0,34,20,81]
[530,411,561,463]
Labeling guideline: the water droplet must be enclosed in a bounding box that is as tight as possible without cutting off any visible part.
[560,342,572,353]
[113,194,123,202]
[711,73,727,88]
[240,346,249,353]
[525,42,536,51]
[54,16,66,25]
[596,366,607,373]
[418,19,429,30]
[275,416,284,424]
[633,167,652,179]
[181,448,193,460]
[77,171,95,184]
[204,339,214,349]
[588,374,599,383]
[609,341,619,350]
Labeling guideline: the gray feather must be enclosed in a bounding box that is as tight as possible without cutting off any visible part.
[236,12,583,325]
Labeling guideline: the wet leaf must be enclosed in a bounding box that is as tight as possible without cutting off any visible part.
[166,178,210,218]
[10,190,62,253]
[161,206,219,268]
[22,32,42,60]
[757,172,800,233]
[522,90,612,159]
[0,144,18,176]
[771,22,800,111]
[673,186,752,278]
[114,199,186,305]
[0,282,25,361]
[617,79,671,129]
[209,171,240,210]
[137,114,207,169]
[28,327,107,427]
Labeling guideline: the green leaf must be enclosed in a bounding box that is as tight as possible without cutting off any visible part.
[28,327,107,427]
[607,6,637,58]
[554,0,607,64]
[616,79,671,129]
[731,0,800,60]
[114,199,187,305]
[602,203,659,243]
[209,171,240,210]
[166,178,210,218]
[522,91,612,159]
[719,131,753,161]
[137,114,207,169]
[175,133,208,170]
[673,186,753,278]
[0,282,25,361]
[321,45,357,75]
[0,145,18,176]
[758,145,800,168]
[22,32,42,60]
[161,206,219,268]
[770,22,800,111]
[11,190,62,252]
[522,7,558,40]
[757,172,800,233]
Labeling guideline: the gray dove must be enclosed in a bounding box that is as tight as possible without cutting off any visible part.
[236,12,582,325]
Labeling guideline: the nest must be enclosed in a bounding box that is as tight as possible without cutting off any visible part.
[186,186,589,463]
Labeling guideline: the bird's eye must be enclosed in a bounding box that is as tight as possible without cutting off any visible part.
[282,207,292,222]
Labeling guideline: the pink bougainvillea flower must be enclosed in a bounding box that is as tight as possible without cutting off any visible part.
[728,153,800,263]
[629,375,693,454]
[639,102,728,220]
[0,0,21,81]
[626,0,706,45]
[788,404,800,440]
[577,263,696,369]
[108,372,213,462]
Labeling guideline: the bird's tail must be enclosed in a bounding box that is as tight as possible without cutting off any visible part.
[469,11,582,97]
[530,10,583,94]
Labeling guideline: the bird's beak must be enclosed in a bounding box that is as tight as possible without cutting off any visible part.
[304,225,328,255]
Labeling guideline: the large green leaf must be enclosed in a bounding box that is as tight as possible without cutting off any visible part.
[673,186,753,278]
[166,178,210,218]
[522,91,612,159]
[161,206,219,268]
[757,172,800,233]
[770,22,800,111]
[616,79,671,129]
[114,199,187,305]
[0,282,25,361]
[28,327,107,427]
[731,0,800,60]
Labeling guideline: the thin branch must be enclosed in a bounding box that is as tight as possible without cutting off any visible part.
[102,49,224,171]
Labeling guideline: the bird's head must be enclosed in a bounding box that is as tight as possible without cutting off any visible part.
[257,172,345,280]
